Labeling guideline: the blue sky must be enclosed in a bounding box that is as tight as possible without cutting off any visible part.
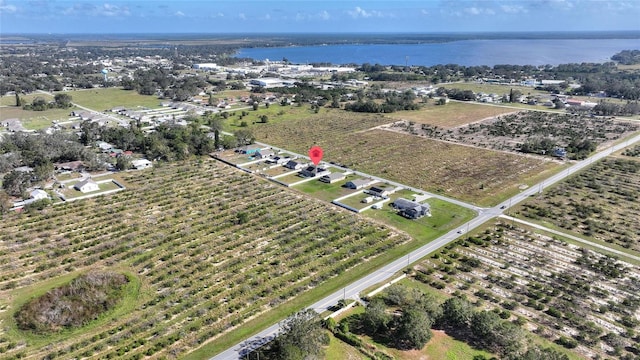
[0,0,639,34]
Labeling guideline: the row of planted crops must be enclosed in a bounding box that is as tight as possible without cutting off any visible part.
[413,223,640,359]
[0,160,410,359]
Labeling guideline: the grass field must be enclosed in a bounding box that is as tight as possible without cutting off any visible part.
[0,106,77,130]
[60,88,162,110]
[440,82,547,96]
[387,101,518,128]
[293,174,360,202]
[248,107,558,206]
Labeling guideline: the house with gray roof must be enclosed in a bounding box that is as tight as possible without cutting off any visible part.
[320,172,346,183]
[344,178,376,190]
[392,198,431,219]
[74,178,100,193]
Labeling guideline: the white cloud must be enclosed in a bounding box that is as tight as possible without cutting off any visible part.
[464,7,495,15]
[500,5,528,14]
[296,10,331,21]
[348,6,383,19]
[0,0,17,14]
[238,12,246,20]
[62,2,130,17]
[421,9,429,15]
[175,10,185,17]
[318,10,330,20]
[94,3,131,16]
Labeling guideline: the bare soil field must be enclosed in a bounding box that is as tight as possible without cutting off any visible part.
[518,157,640,252]
[384,111,638,159]
[0,160,412,359]
[414,222,640,359]
[387,102,518,128]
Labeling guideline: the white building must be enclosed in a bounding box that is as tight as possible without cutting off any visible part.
[131,159,153,170]
[74,178,100,193]
[193,63,218,70]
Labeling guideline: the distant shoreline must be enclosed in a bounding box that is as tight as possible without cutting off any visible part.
[2,30,640,46]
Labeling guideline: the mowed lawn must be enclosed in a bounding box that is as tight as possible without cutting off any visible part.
[60,88,162,110]
[387,101,518,128]
[0,106,78,130]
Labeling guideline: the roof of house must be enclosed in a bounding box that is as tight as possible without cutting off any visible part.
[30,189,48,199]
[322,173,346,181]
[74,178,98,189]
[348,178,373,187]
[393,198,430,211]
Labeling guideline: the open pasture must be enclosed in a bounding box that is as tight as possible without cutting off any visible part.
[60,88,162,110]
[414,222,640,359]
[387,101,518,128]
[441,82,547,97]
[250,111,557,206]
[0,160,412,359]
[518,157,640,252]
[322,129,556,206]
[0,106,77,130]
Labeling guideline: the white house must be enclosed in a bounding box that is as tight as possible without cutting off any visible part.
[74,178,100,193]
[30,189,49,200]
[131,159,153,170]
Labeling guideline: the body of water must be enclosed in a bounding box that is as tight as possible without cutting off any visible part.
[237,38,640,67]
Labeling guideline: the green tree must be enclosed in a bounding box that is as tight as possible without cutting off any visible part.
[54,93,73,108]
[396,308,433,350]
[115,156,132,171]
[439,297,474,328]
[2,170,31,197]
[234,129,255,146]
[362,298,390,335]
[515,345,569,360]
[208,115,224,149]
[0,191,12,214]
[270,309,328,360]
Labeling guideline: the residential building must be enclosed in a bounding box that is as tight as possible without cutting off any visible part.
[344,178,375,190]
[74,178,100,193]
[392,198,431,219]
[320,172,346,183]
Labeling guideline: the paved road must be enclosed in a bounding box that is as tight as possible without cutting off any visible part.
[211,131,640,360]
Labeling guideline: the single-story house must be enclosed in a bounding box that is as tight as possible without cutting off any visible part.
[131,159,153,170]
[284,160,305,170]
[392,198,431,219]
[239,145,263,155]
[74,178,100,193]
[366,186,396,198]
[255,149,275,159]
[267,156,291,165]
[97,142,113,152]
[320,172,346,183]
[14,166,34,173]
[553,148,567,158]
[55,160,85,172]
[30,189,49,201]
[300,165,329,178]
[344,178,375,190]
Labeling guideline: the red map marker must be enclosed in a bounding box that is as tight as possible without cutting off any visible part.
[309,146,323,166]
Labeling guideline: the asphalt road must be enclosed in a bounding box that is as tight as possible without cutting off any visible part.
[211,131,640,360]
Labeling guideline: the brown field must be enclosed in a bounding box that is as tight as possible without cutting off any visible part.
[250,111,557,206]
[387,102,518,128]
